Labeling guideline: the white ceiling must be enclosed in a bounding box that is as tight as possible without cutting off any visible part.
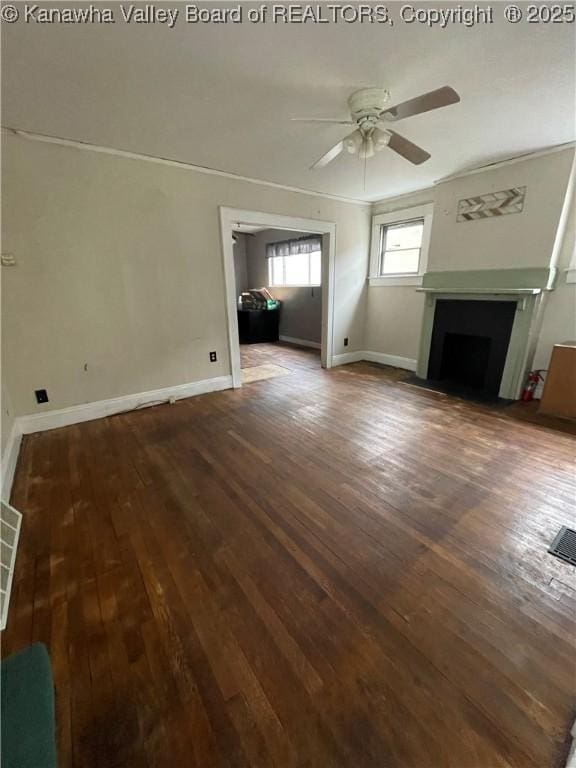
[2,4,575,202]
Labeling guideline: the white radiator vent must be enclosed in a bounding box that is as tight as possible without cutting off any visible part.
[1,501,22,631]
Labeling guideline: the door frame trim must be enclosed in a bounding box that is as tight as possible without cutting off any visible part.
[219,207,336,388]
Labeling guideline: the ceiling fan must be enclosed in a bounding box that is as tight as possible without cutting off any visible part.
[292,86,460,170]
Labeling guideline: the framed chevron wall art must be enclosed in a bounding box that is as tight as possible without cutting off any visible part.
[457,186,526,222]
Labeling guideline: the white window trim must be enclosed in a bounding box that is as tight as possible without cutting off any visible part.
[368,203,433,287]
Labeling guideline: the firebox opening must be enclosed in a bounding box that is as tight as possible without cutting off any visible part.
[439,333,492,390]
[426,299,516,401]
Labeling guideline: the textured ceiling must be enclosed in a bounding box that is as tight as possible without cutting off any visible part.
[2,2,575,201]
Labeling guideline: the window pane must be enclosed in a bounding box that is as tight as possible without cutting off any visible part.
[284,253,309,285]
[310,251,321,285]
[384,221,424,251]
[269,256,283,285]
[382,248,421,274]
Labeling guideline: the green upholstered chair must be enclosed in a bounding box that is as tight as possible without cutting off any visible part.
[1,643,57,768]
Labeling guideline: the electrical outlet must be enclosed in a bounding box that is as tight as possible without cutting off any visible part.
[35,389,49,404]
[344,337,349,347]
[1,254,16,267]
[209,351,217,362]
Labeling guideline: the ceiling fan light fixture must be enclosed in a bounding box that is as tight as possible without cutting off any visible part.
[359,136,375,160]
[345,132,362,154]
[296,84,460,171]
[374,130,391,152]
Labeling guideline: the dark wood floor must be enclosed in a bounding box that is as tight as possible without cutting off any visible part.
[4,343,576,768]
[240,342,322,371]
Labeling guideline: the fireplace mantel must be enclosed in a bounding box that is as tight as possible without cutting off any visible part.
[417,287,542,295]
[420,267,557,293]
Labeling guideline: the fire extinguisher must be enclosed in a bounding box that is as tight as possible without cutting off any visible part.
[521,370,545,401]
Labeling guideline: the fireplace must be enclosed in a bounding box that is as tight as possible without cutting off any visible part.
[427,299,516,399]
[416,268,555,400]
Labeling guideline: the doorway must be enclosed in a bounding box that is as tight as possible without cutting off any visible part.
[219,208,336,388]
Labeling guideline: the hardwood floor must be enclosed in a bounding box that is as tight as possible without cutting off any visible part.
[4,344,576,768]
[240,341,321,371]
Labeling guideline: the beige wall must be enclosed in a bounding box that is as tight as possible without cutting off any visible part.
[246,228,322,345]
[364,287,424,362]
[365,188,433,361]
[1,270,16,462]
[3,129,572,423]
[533,189,576,370]
[1,132,370,416]
[371,187,436,218]
[429,149,574,271]
[1,381,15,461]
[365,150,575,364]
[533,277,576,371]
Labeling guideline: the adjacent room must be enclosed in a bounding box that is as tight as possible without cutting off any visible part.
[1,4,575,768]
[234,224,323,385]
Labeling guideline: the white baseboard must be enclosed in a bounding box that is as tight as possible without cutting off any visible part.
[332,350,417,371]
[566,718,576,768]
[18,375,234,435]
[362,351,417,372]
[332,350,365,366]
[1,421,23,502]
[279,335,321,350]
[1,352,417,500]
[1,374,233,499]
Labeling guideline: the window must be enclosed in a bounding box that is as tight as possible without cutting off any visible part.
[267,237,322,287]
[369,203,433,286]
[380,219,424,275]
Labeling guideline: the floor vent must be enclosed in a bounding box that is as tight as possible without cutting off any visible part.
[548,527,576,567]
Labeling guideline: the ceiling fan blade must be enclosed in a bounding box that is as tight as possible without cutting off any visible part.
[380,86,460,122]
[386,130,431,165]
[292,118,356,125]
[310,138,346,170]
[310,130,360,171]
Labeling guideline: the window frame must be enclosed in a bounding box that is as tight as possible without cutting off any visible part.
[268,248,322,288]
[368,203,433,286]
[379,218,424,276]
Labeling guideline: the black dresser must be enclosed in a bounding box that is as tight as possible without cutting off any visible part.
[237,308,279,344]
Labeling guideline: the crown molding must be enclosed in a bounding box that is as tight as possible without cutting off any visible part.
[6,127,572,212]
[371,185,435,209]
[371,142,576,209]
[435,142,576,185]
[2,126,370,208]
